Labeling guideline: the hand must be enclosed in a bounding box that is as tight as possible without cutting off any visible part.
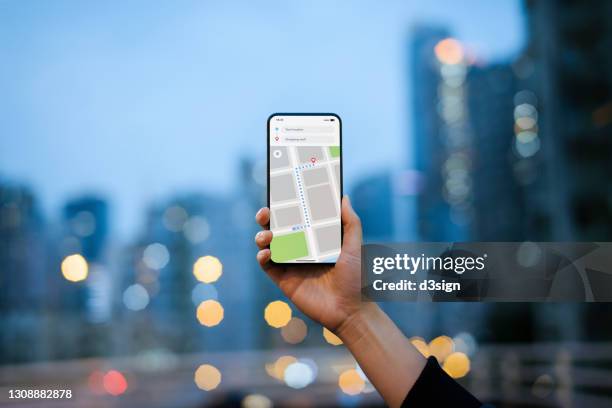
[254,196,363,331]
[256,198,427,407]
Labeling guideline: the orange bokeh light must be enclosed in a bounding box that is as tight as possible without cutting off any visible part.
[196,299,224,327]
[323,327,343,346]
[443,352,471,379]
[429,335,454,363]
[338,368,365,395]
[434,38,464,65]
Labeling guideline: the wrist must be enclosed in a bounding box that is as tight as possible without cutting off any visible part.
[334,302,382,346]
[332,302,427,408]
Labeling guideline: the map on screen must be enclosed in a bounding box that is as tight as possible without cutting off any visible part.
[268,115,341,263]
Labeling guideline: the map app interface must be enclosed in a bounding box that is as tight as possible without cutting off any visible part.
[268,115,342,263]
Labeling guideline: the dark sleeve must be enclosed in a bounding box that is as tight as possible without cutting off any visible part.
[401,356,482,408]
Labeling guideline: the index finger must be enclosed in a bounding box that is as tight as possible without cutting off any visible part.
[255,207,270,228]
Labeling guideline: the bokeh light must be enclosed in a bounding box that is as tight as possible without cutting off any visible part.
[193,255,223,283]
[429,335,454,362]
[163,205,188,232]
[191,282,218,306]
[284,360,315,389]
[183,216,210,244]
[513,100,540,159]
[299,358,319,378]
[61,254,88,282]
[532,373,554,399]
[196,300,224,327]
[103,370,128,396]
[443,352,471,379]
[514,103,538,121]
[194,364,221,391]
[338,368,365,395]
[409,336,430,357]
[71,210,96,237]
[266,355,297,380]
[323,327,343,346]
[434,38,464,65]
[514,89,538,106]
[281,317,308,344]
[122,284,150,311]
[453,332,478,356]
[515,116,537,130]
[355,364,374,393]
[264,301,292,328]
[142,243,170,270]
[516,130,538,144]
[242,393,273,408]
[515,136,541,158]
[516,241,543,268]
[135,348,179,372]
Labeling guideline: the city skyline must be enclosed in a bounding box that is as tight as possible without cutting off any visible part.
[0,0,525,239]
[2,2,612,405]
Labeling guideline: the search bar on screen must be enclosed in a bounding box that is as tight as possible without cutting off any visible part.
[282,126,334,134]
[282,135,336,143]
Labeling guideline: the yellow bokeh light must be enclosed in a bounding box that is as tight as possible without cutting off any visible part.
[269,355,297,380]
[338,369,365,395]
[61,254,89,282]
[193,256,223,283]
[194,364,221,391]
[281,317,308,344]
[409,337,430,357]
[264,301,292,328]
[323,327,343,346]
[434,38,464,65]
[196,300,224,327]
[429,335,454,363]
[443,352,470,379]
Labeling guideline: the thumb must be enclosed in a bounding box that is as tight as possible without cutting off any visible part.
[340,195,362,257]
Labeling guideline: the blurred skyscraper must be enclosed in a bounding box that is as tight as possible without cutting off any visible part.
[0,183,48,363]
[467,64,526,241]
[64,198,108,261]
[60,196,112,356]
[410,26,474,241]
[409,27,538,342]
[522,0,612,242]
[520,0,612,342]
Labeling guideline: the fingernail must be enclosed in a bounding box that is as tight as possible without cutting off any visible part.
[256,231,263,241]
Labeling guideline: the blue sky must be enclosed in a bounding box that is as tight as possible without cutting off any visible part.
[0,0,525,238]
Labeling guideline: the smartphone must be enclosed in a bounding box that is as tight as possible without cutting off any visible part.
[267,113,343,264]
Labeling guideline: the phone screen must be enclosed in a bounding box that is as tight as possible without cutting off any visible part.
[267,113,342,264]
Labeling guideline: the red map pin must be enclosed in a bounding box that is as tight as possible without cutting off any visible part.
[310,157,316,164]
[274,136,279,141]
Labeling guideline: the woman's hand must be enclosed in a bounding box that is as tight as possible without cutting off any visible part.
[255,196,427,408]
[254,196,363,331]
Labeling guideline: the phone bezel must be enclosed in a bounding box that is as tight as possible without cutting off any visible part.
[266,112,343,265]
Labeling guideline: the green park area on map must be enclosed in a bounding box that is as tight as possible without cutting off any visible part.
[329,146,340,158]
[270,231,309,262]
